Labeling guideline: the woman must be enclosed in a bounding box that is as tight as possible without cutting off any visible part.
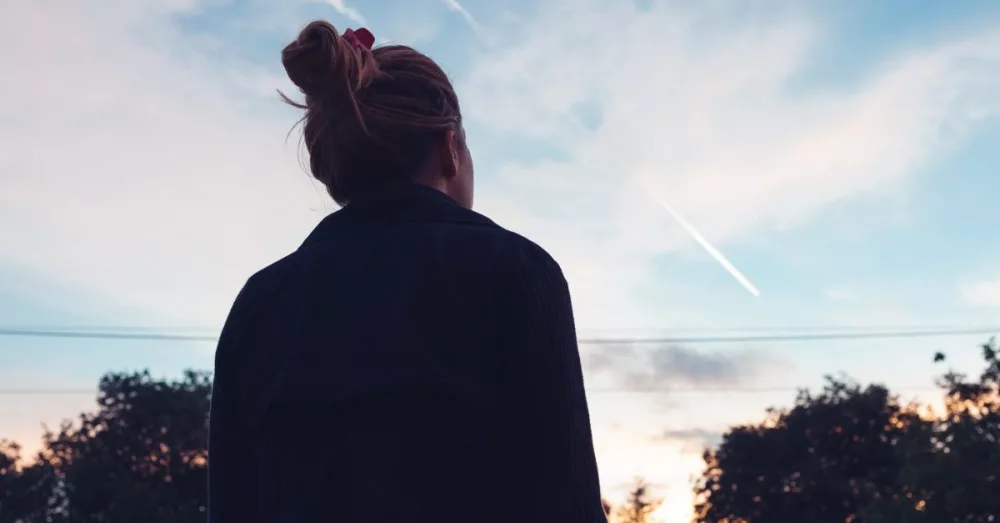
[208,21,605,522]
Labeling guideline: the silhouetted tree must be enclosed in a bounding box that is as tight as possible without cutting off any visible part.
[694,377,926,522]
[858,340,1000,522]
[694,340,1000,523]
[0,441,56,523]
[614,478,664,523]
[42,370,212,523]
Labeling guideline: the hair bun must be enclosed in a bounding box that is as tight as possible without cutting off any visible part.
[282,21,357,102]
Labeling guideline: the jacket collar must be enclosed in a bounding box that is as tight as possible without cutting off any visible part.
[301,181,495,248]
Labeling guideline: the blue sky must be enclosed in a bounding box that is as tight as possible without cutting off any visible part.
[2,0,1000,519]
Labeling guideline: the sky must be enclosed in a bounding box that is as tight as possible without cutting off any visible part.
[2,0,1000,519]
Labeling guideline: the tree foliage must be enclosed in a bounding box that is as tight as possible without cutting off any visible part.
[1,371,212,523]
[0,441,56,523]
[695,340,1000,523]
[602,478,664,523]
[615,478,664,523]
[858,341,1000,522]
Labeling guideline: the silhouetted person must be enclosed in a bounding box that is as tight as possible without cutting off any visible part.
[207,21,604,523]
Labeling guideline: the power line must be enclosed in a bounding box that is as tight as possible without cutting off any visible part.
[589,386,947,394]
[0,389,99,395]
[0,328,216,342]
[588,324,997,332]
[0,325,219,333]
[6,323,995,334]
[583,328,999,345]
[0,385,947,396]
[0,327,996,345]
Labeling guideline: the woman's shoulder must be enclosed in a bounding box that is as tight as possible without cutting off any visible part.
[492,228,567,287]
[227,252,299,314]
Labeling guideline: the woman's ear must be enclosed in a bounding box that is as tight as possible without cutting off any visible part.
[438,129,461,180]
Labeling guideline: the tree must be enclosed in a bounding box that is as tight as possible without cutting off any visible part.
[694,377,927,522]
[693,340,1000,523]
[0,441,56,523]
[41,370,212,523]
[858,340,1000,522]
[613,478,664,523]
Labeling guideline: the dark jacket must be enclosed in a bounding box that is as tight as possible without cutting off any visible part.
[207,182,605,522]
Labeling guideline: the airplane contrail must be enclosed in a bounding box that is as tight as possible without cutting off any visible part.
[646,187,761,297]
[441,0,483,34]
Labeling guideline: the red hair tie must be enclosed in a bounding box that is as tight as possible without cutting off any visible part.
[343,28,375,51]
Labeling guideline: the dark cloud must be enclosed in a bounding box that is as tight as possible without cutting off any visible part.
[586,343,777,390]
[583,345,621,374]
[581,343,785,418]
[647,344,765,386]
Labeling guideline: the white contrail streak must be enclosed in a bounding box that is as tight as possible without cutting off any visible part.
[647,189,761,297]
[441,0,483,33]
[328,0,365,24]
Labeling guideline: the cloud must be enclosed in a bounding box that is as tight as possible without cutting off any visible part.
[824,288,859,302]
[2,0,1000,337]
[461,0,1000,328]
[960,277,1000,306]
[656,428,724,454]
[641,344,780,389]
[327,0,365,24]
[586,343,779,391]
[441,0,482,34]
[648,345,763,385]
[584,344,620,374]
[0,0,323,325]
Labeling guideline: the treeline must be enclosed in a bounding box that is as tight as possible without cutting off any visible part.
[1,341,997,522]
[695,340,1000,523]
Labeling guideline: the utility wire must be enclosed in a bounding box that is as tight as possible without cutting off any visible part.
[1,327,994,396]
[5,323,995,334]
[0,386,948,396]
[582,328,999,345]
[0,327,997,344]
[0,328,216,342]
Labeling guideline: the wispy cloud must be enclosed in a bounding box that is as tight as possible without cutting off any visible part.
[441,0,481,34]
[641,345,775,388]
[960,277,1000,306]
[586,343,780,390]
[0,0,320,325]
[656,428,724,454]
[327,0,365,25]
[463,0,1000,328]
[824,288,859,302]
[2,0,1000,336]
